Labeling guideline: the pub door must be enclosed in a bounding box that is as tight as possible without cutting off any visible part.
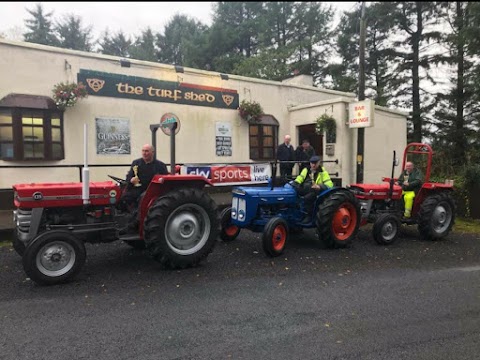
[297,124,323,158]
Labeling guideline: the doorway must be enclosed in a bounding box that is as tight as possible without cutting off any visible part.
[297,124,323,157]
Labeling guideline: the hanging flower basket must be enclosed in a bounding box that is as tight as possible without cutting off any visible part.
[315,113,337,143]
[52,82,88,110]
[238,100,264,123]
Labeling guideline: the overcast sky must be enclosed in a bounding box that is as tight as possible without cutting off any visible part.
[0,1,358,41]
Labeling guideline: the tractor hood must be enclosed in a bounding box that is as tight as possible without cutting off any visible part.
[349,183,403,200]
[233,184,297,198]
[13,181,121,208]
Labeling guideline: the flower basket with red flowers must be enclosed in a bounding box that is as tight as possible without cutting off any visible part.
[52,82,88,110]
[238,100,264,124]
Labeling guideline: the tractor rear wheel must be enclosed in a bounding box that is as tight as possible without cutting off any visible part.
[418,192,455,240]
[143,188,219,269]
[262,217,288,257]
[22,230,86,285]
[316,191,361,248]
[373,213,400,245]
[219,207,241,242]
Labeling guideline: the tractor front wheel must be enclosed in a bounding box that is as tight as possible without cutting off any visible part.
[144,188,219,269]
[317,191,361,248]
[219,207,241,242]
[22,230,86,285]
[418,192,455,240]
[262,217,288,257]
[373,213,400,245]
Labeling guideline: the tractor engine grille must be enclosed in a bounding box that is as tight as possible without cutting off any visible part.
[14,208,32,233]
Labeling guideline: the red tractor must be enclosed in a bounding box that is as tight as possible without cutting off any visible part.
[349,143,455,245]
[12,123,220,285]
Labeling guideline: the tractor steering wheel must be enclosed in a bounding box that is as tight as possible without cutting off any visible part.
[108,174,127,186]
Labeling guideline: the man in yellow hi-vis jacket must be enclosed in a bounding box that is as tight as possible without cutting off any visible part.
[293,155,334,223]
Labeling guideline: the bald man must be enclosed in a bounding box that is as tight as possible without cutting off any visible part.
[276,134,295,177]
[120,144,168,213]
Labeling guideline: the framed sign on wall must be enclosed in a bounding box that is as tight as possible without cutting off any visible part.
[96,117,131,155]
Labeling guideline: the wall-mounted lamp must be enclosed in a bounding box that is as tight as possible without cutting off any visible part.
[220,73,229,80]
[174,65,184,73]
[64,59,72,70]
[120,59,131,68]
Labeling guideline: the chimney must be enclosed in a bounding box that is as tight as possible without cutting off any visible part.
[282,74,314,86]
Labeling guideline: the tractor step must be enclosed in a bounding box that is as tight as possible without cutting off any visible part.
[118,234,141,241]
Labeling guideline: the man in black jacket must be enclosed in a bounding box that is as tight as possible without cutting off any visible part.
[119,144,168,233]
[276,134,295,178]
[295,139,316,173]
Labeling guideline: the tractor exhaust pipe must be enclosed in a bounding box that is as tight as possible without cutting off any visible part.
[82,123,90,205]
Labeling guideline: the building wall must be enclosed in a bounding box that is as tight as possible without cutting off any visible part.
[0,39,407,191]
[363,108,408,183]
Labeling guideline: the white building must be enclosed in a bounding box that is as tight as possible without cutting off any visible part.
[0,39,408,208]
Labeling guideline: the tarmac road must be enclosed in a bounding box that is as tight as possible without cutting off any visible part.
[1,226,479,360]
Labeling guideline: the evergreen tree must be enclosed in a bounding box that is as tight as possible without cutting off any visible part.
[326,3,397,105]
[98,30,131,57]
[433,2,480,164]
[210,2,266,74]
[387,2,444,142]
[130,28,157,62]
[55,14,93,51]
[290,2,335,85]
[156,14,207,65]
[23,3,58,46]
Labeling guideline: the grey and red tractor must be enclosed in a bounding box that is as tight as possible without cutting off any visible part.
[349,143,455,245]
[12,123,220,285]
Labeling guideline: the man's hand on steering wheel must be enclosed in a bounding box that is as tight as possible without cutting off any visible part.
[108,174,127,186]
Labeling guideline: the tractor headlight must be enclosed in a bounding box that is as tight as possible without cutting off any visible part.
[238,210,245,220]
[231,208,237,218]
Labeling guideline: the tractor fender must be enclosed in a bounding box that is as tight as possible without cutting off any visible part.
[314,187,355,209]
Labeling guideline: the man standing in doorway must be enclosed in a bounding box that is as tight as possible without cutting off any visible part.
[276,134,295,178]
[295,139,316,173]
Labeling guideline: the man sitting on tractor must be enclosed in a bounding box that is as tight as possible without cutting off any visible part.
[396,161,423,218]
[293,155,334,224]
[119,144,169,234]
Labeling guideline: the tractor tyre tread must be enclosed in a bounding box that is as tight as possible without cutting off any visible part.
[144,188,219,269]
[316,190,361,249]
[417,192,455,241]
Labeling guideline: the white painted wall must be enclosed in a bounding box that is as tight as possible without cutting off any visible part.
[0,39,407,189]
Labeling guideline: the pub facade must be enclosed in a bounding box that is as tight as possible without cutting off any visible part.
[0,39,408,208]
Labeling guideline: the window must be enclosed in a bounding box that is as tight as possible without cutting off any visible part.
[249,124,277,160]
[0,108,64,160]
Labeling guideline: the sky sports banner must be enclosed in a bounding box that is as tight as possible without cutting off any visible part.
[181,163,271,186]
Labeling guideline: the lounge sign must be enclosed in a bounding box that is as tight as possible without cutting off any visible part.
[77,69,239,109]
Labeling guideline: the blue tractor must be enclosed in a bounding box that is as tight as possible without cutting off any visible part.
[220,168,361,257]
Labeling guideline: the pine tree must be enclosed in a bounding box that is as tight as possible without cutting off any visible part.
[23,3,58,46]
[130,28,157,62]
[55,14,93,51]
[98,30,131,57]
